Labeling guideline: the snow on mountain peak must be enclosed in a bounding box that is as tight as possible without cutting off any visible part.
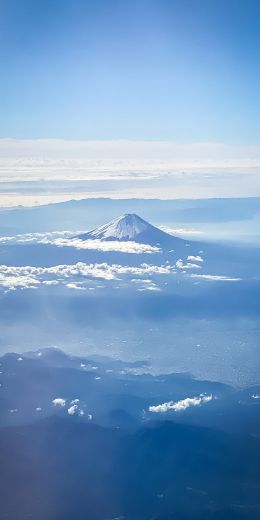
[80,214,151,241]
[95,214,148,240]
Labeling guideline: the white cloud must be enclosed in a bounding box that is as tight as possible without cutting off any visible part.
[70,399,79,405]
[53,237,160,254]
[0,232,160,254]
[66,282,87,290]
[1,139,260,171]
[52,398,66,407]
[0,260,243,292]
[1,140,260,206]
[67,400,85,416]
[0,231,75,244]
[0,261,175,291]
[149,394,213,413]
[138,285,161,292]
[187,255,204,263]
[67,404,78,415]
[176,259,201,270]
[0,272,40,290]
[160,226,204,237]
[190,274,241,282]
[42,280,59,286]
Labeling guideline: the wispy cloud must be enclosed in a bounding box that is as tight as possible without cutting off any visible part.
[159,226,204,237]
[190,274,241,282]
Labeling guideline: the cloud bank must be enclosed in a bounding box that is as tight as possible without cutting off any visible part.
[1,139,260,205]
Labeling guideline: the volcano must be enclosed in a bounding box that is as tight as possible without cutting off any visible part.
[76,214,185,247]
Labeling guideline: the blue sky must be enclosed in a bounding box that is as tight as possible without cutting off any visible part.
[1,0,260,143]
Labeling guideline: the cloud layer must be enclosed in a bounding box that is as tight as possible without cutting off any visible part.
[1,140,260,205]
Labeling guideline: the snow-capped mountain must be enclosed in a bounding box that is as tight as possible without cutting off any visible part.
[76,213,185,246]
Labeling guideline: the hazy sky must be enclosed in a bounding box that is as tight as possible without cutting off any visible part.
[1,0,260,143]
[1,0,260,205]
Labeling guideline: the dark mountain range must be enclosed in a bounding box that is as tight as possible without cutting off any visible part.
[0,416,259,520]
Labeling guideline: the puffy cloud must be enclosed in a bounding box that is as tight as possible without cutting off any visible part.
[67,399,85,416]
[0,231,75,245]
[187,255,204,262]
[0,261,175,291]
[190,274,241,282]
[52,398,66,407]
[66,282,87,290]
[176,259,201,270]
[149,394,213,413]
[67,404,78,415]
[0,272,40,290]
[53,237,160,254]
[0,232,160,254]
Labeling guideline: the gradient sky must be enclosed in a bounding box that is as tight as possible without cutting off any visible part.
[1,0,260,143]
